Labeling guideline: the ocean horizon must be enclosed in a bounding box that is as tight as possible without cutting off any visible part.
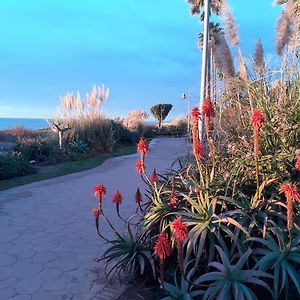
[0,118,49,130]
[0,118,160,131]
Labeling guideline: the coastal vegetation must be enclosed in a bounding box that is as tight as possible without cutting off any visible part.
[0,87,187,189]
[91,0,300,299]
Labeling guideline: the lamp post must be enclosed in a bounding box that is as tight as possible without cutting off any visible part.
[199,0,210,140]
[182,91,191,140]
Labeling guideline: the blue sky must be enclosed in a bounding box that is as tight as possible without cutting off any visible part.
[0,0,282,119]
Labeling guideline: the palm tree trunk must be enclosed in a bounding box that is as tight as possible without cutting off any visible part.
[199,0,210,140]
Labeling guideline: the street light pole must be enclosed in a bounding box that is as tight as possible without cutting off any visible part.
[199,0,210,140]
[182,91,191,140]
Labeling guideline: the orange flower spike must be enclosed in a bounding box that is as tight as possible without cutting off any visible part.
[151,169,158,185]
[135,160,144,174]
[172,217,188,273]
[137,138,149,155]
[113,190,122,214]
[295,156,300,170]
[136,138,149,172]
[91,208,100,218]
[113,191,122,205]
[172,217,188,242]
[190,107,201,123]
[251,108,264,128]
[154,232,171,281]
[170,192,177,208]
[94,184,106,206]
[251,109,264,158]
[135,188,142,204]
[279,183,300,202]
[279,183,300,233]
[202,97,215,120]
[194,139,204,160]
[154,233,171,262]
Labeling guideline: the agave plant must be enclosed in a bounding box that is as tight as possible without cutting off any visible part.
[71,139,89,153]
[252,221,300,299]
[193,245,273,300]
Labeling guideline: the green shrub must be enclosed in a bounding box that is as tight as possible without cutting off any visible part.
[14,136,63,164]
[0,155,35,180]
[112,120,138,146]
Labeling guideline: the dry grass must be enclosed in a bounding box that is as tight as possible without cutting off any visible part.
[64,116,113,153]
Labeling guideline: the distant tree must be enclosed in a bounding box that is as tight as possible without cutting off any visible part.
[150,104,173,129]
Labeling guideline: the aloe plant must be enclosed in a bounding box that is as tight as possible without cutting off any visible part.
[99,219,155,280]
[252,222,300,299]
[193,246,273,300]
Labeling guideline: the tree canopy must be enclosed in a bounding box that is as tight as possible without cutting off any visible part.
[150,104,173,129]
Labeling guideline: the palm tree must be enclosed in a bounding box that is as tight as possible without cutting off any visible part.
[187,0,224,138]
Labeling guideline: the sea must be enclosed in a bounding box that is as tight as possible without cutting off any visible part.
[0,118,49,130]
[0,118,160,130]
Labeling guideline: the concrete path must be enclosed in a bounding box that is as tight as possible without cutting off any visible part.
[0,137,190,300]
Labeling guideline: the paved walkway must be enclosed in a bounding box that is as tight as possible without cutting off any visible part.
[0,137,190,300]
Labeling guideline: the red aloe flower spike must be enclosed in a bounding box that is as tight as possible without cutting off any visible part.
[113,191,122,205]
[279,183,300,233]
[172,217,188,242]
[251,108,264,128]
[154,233,171,262]
[193,139,204,161]
[154,233,171,282]
[190,107,201,123]
[279,183,300,202]
[113,190,122,214]
[190,107,204,161]
[135,160,144,174]
[202,97,215,119]
[202,97,215,140]
[151,169,158,185]
[135,188,142,203]
[91,208,100,218]
[295,156,300,170]
[251,109,264,189]
[251,109,264,157]
[170,192,177,208]
[137,138,149,172]
[172,217,188,273]
[137,137,149,155]
[94,184,106,207]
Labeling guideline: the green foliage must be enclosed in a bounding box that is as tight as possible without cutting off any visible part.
[0,153,35,180]
[194,246,272,300]
[14,136,60,163]
[150,104,173,129]
[111,120,138,146]
[70,139,89,154]
[252,225,300,299]
[98,218,155,281]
